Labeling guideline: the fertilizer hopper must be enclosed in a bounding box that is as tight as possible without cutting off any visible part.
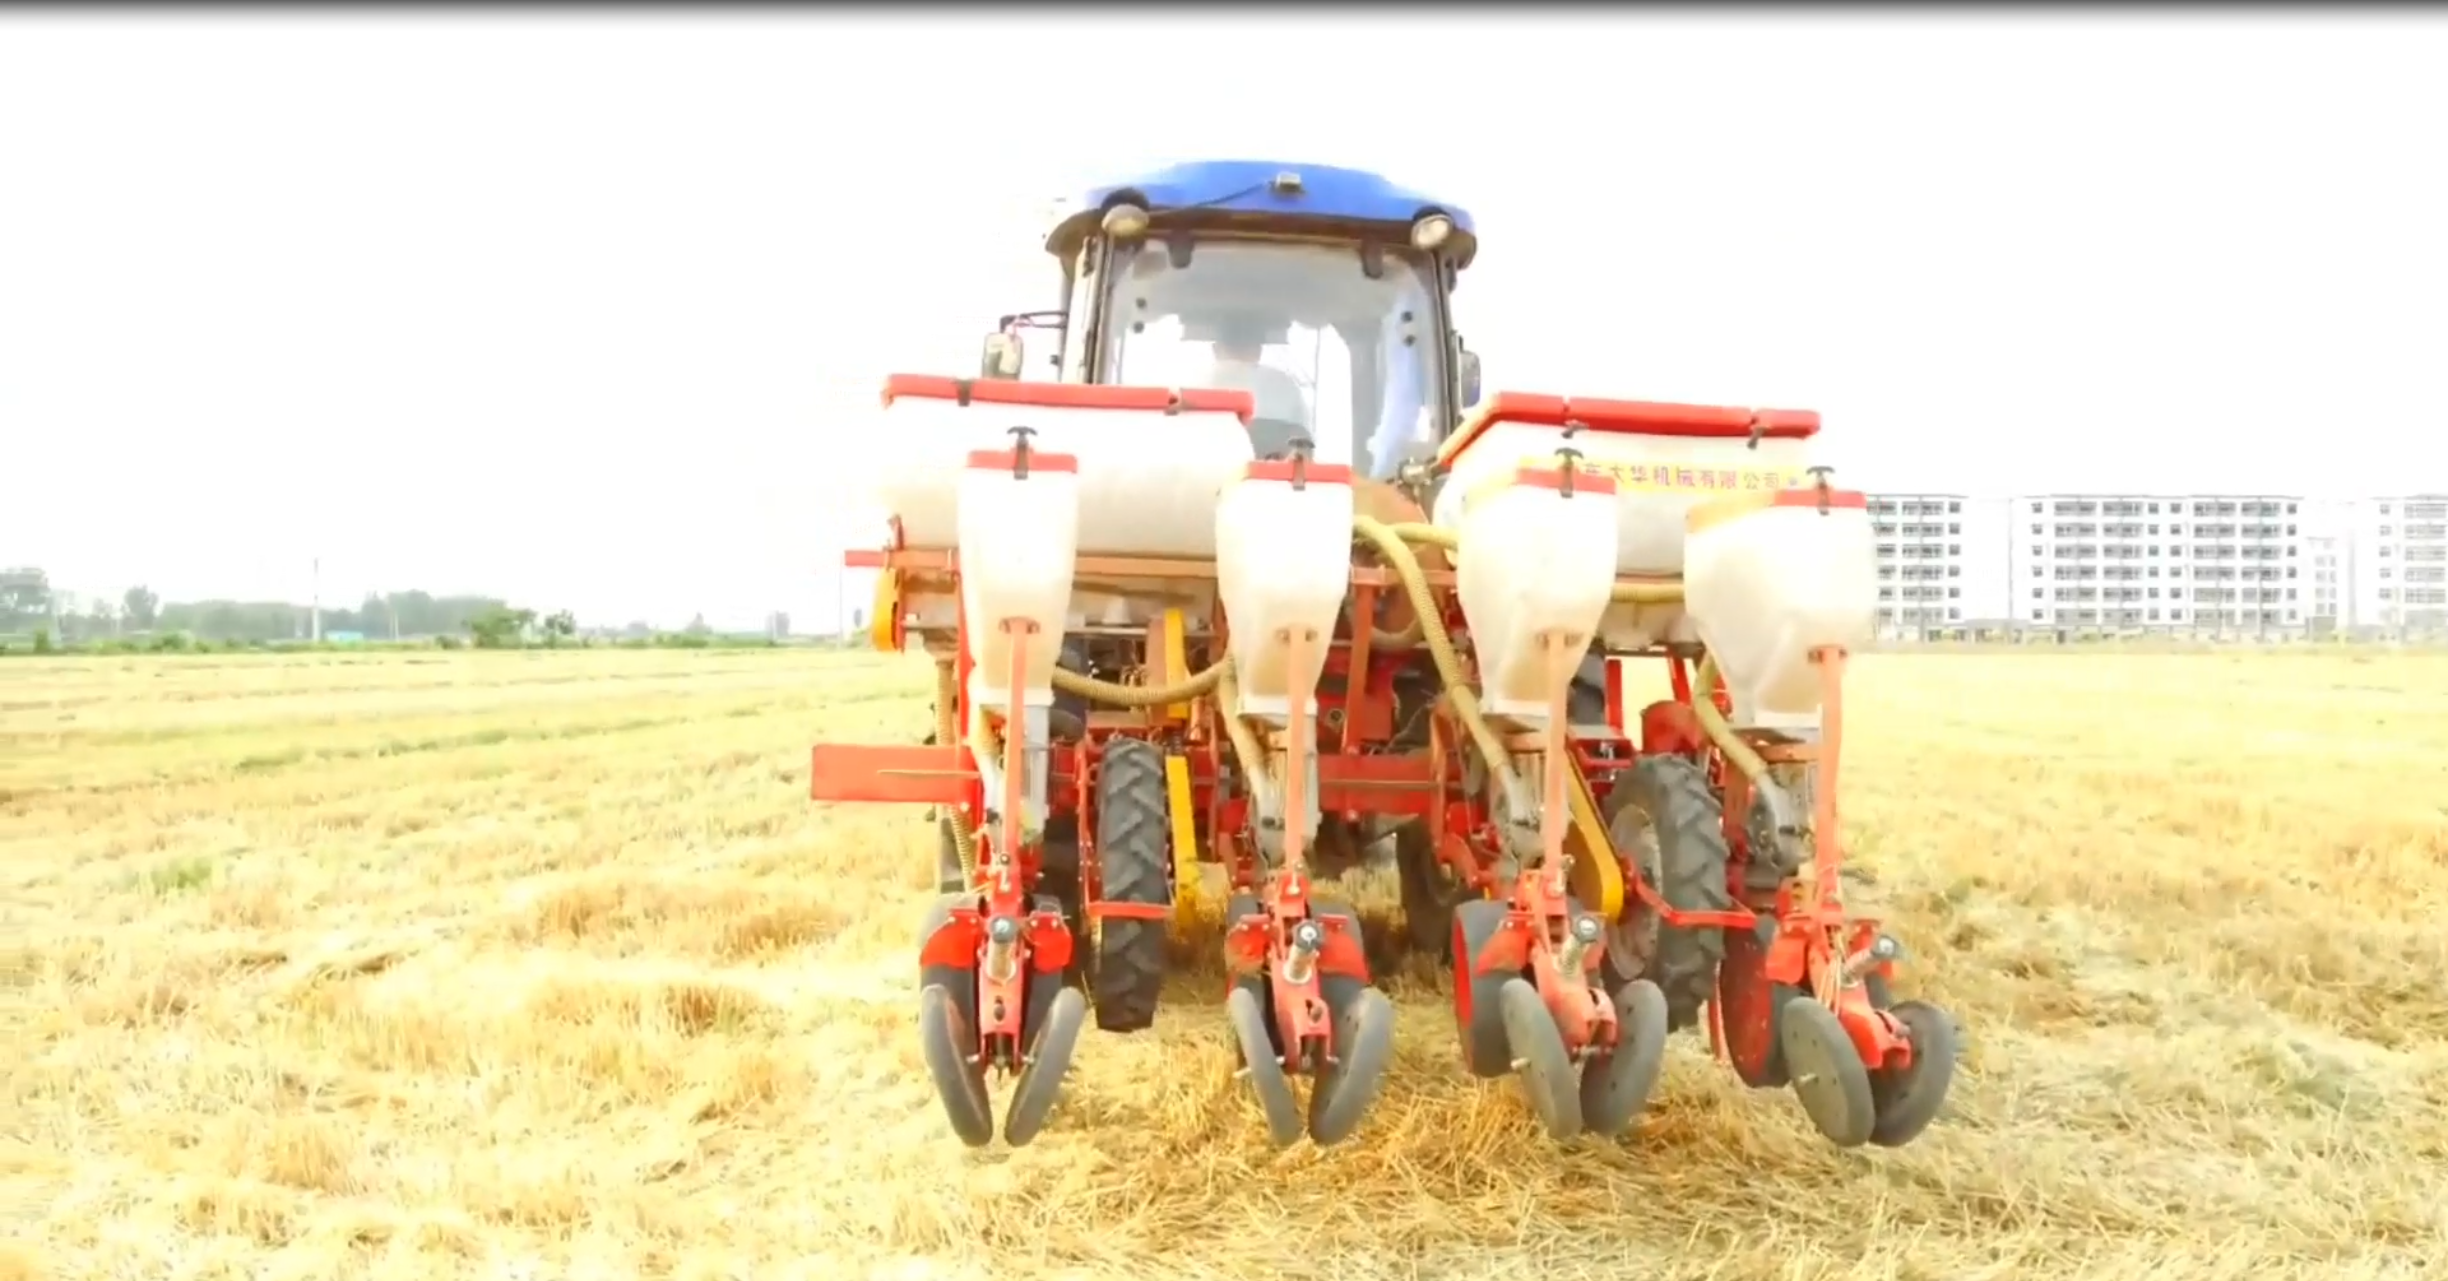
[809,159,1956,1154]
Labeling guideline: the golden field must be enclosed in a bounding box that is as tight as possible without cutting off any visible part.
[5,647,2447,1281]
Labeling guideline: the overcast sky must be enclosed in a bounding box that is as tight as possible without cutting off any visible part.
[3,12,2444,628]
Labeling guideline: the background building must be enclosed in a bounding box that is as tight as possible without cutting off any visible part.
[2305,532,2343,632]
[2002,493,2305,633]
[2345,494,2448,635]
[1865,494,2012,635]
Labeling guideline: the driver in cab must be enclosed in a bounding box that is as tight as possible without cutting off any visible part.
[1196,318,1312,460]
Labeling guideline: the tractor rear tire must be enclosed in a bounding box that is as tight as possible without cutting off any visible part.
[1604,754,1732,1033]
[1088,737,1172,1033]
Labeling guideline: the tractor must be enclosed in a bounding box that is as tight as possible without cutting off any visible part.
[809,159,1958,1150]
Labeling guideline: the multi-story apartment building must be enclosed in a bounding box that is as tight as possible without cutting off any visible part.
[2005,494,2307,632]
[2346,494,2448,634]
[1866,493,1964,634]
[1864,494,2014,633]
[2305,533,2343,630]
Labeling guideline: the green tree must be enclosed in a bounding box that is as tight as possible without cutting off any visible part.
[467,605,536,649]
[0,567,50,632]
[122,584,160,630]
[542,610,577,645]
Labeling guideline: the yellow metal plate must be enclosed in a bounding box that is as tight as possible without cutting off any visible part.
[1164,752,1202,919]
[867,572,899,653]
[1162,608,1192,724]
[1562,755,1624,919]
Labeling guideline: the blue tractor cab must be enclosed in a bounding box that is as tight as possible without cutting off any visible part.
[983,160,1484,481]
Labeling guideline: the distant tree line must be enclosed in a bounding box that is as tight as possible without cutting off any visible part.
[1,565,802,655]
[1,568,514,644]
[3,566,523,645]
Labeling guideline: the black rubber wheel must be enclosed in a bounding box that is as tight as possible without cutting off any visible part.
[1052,638,1090,741]
[1033,816,1086,984]
[1450,899,1516,1079]
[1226,985,1305,1146]
[1307,975,1395,1147]
[1002,985,1088,1147]
[918,983,995,1148]
[1868,1000,1958,1148]
[1088,738,1172,1033]
[1396,822,1475,960]
[1603,755,1732,1032]
[1580,978,1669,1139]
[1779,995,1876,1148]
[1499,977,1584,1140]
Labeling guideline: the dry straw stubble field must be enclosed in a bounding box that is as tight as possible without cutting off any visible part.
[5,647,2448,1281]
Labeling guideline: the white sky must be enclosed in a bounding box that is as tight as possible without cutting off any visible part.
[3,12,2444,629]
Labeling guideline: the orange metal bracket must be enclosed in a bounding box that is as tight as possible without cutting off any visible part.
[809,744,974,805]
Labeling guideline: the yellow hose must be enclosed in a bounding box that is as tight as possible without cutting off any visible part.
[1210,659,1277,820]
[1052,660,1225,706]
[1375,520,1682,605]
[1612,581,1684,605]
[1350,516,1524,797]
[1381,521,1457,550]
[1023,513,1696,849]
[1688,654,1770,784]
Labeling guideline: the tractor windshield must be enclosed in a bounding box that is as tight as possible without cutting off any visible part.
[1100,238,1444,480]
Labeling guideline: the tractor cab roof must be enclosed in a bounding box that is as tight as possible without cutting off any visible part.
[1046,159,1478,269]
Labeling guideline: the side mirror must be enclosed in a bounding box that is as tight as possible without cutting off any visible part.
[1456,345,1482,408]
[979,332,1024,380]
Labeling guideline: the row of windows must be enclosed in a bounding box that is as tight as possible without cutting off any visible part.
[2030,500,2298,517]
[1874,607,2354,626]
[2031,587,2298,602]
[2020,607,2302,624]
[1872,499,2433,521]
[2036,543,2297,560]
[2027,565,2298,581]
[2029,523,2297,539]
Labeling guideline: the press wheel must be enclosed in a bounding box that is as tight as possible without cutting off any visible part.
[1779,995,1875,1148]
[1498,978,1583,1140]
[1450,900,1516,1079]
[1868,1000,1958,1147]
[1225,985,1304,1147]
[1307,980,1395,1146]
[1002,985,1088,1147]
[1580,978,1668,1138]
[917,983,994,1148]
